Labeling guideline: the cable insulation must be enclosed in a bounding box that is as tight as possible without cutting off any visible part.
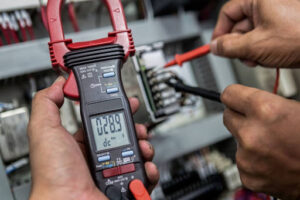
[167,80,221,103]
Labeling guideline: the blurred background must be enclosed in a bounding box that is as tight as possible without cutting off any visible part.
[0,0,296,199]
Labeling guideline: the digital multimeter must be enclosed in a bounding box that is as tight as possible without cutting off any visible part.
[46,0,150,199]
[64,45,147,199]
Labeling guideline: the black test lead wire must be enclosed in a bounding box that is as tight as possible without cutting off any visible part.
[166,78,222,103]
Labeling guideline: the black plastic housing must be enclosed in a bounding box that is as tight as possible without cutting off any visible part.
[64,45,147,199]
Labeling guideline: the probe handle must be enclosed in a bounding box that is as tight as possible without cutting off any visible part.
[165,44,211,68]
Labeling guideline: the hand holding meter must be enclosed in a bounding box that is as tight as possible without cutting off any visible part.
[46,0,150,199]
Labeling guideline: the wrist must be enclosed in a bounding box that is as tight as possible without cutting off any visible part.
[29,185,108,200]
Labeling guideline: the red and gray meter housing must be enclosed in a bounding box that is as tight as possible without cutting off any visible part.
[46,0,150,199]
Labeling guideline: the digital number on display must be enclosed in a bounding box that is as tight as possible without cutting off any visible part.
[91,112,130,151]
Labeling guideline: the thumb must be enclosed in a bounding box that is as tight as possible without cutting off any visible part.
[211,32,253,59]
[29,76,66,131]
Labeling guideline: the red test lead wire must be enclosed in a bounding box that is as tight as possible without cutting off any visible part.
[164,44,211,68]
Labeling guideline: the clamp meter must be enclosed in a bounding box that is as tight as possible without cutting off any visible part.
[46,1,150,199]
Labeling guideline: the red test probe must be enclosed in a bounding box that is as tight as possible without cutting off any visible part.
[164,43,280,102]
[164,44,211,68]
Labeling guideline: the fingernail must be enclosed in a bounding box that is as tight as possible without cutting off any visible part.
[147,141,153,151]
[242,60,257,67]
[210,40,218,55]
[131,97,139,102]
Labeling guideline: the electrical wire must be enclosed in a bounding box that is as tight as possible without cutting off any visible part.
[1,27,11,44]
[21,10,35,40]
[27,26,35,40]
[0,14,12,44]
[15,11,28,42]
[9,14,20,43]
[10,28,20,43]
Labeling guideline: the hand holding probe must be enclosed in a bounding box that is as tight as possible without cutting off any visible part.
[164,43,280,101]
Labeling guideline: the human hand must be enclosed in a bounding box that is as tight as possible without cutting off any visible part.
[28,77,159,200]
[211,0,300,68]
[222,84,300,200]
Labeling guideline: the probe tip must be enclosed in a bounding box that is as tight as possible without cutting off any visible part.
[164,60,177,68]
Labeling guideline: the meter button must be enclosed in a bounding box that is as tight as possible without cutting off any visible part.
[106,87,119,94]
[122,150,134,157]
[103,72,115,78]
[104,164,114,169]
[103,167,119,178]
[120,164,135,174]
[102,164,136,178]
[98,155,111,162]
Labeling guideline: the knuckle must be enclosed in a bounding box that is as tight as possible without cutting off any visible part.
[242,178,259,192]
[32,90,46,104]
[238,128,256,152]
[221,1,231,14]
[236,153,248,173]
[221,84,238,102]
[255,163,270,176]
[250,91,281,121]
[216,37,226,55]
[32,91,42,102]
[239,174,252,189]
[239,172,263,192]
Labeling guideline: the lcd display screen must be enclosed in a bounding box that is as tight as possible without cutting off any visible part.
[91,112,130,151]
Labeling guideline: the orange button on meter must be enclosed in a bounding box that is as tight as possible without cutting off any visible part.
[129,179,151,200]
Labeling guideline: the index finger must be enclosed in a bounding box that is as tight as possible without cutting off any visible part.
[221,84,258,115]
[212,0,253,39]
[129,97,140,114]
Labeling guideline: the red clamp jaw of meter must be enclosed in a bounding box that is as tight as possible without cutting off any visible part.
[47,0,135,100]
